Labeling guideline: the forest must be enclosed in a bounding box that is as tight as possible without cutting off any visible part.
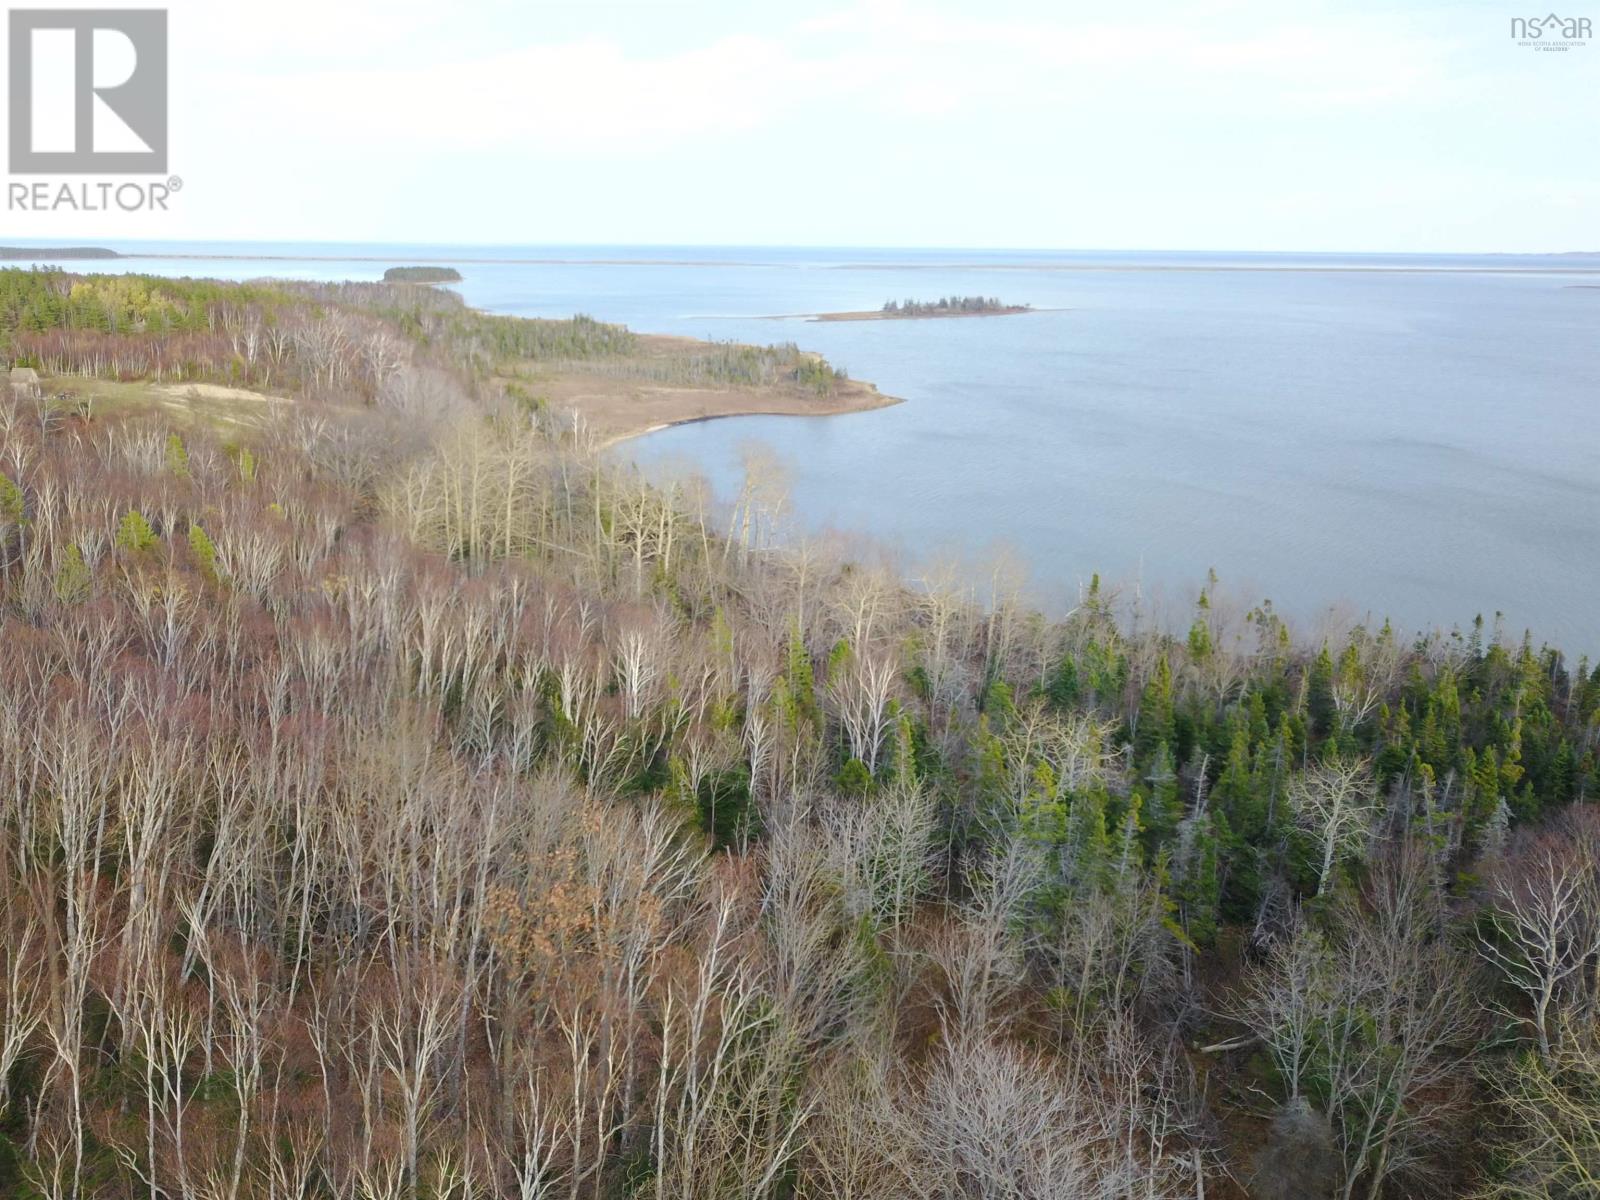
[0,271,846,404]
[0,266,1596,1199]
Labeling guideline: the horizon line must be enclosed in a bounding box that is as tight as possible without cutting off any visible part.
[3,236,1597,259]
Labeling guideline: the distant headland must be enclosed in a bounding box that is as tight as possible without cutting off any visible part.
[0,246,120,260]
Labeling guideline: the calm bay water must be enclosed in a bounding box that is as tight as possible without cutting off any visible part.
[11,241,1599,652]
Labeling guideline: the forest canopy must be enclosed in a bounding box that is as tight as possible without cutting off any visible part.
[0,267,1595,1199]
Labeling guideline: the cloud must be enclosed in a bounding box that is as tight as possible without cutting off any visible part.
[184,0,1463,161]
[180,0,472,60]
[806,0,1463,108]
[15,0,1588,248]
[213,33,871,154]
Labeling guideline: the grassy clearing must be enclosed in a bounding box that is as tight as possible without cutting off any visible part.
[43,374,295,431]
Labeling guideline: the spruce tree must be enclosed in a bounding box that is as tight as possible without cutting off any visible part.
[1136,656,1176,763]
[115,510,158,553]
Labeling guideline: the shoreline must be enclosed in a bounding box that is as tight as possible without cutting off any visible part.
[595,383,903,449]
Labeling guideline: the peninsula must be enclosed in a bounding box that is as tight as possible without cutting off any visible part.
[0,267,896,446]
[510,331,898,444]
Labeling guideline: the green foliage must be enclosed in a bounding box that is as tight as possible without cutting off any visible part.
[165,433,190,479]
[1173,810,1225,946]
[115,510,157,553]
[1064,783,1114,888]
[1141,741,1182,849]
[0,472,23,527]
[1188,591,1214,660]
[0,267,294,337]
[835,758,873,796]
[782,622,819,728]
[187,524,219,581]
[981,678,1017,721]
[669,757,755,850]
[52,544,92,604]
[1135,657,1175,762]
[1214,712,1267,840]
[1308,645,1336,737]
[1044,652,1080,709]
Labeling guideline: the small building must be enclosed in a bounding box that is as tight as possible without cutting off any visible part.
[9,367,41,400]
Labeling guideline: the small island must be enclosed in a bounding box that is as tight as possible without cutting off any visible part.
[0,245,120,260]
[800,295,1035,322]
[383,265,463,283]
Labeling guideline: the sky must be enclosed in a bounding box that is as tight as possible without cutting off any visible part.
[2,0,1596,251]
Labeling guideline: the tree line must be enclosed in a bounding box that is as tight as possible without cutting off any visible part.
[882,296,1023,315]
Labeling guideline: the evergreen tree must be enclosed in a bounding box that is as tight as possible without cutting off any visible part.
[166,434,190,479]
[187,523,219,581]
[1045,652,1080,709]
[115,510,158,553]
[0,472,23,529]
[1307,645,1336,737]
[52,544,92,604]
[1064,782,1113,891]
[1114,791,1145,879]
[1174,809,1224,946]
[1188,591,1214,661]
[1136,656,1176,762]
[1132,758,1176,869]
[1214,714,1266,840]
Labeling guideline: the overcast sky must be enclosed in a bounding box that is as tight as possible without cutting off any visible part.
[4,0,1596,250]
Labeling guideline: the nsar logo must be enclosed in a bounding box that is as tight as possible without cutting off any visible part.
[1510,12,1591,49]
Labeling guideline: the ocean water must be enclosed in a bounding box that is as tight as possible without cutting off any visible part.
[8,240,1598,652]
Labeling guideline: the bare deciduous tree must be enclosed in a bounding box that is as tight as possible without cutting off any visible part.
[1289,756,1379,896]
[1477,839,1600,1062]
